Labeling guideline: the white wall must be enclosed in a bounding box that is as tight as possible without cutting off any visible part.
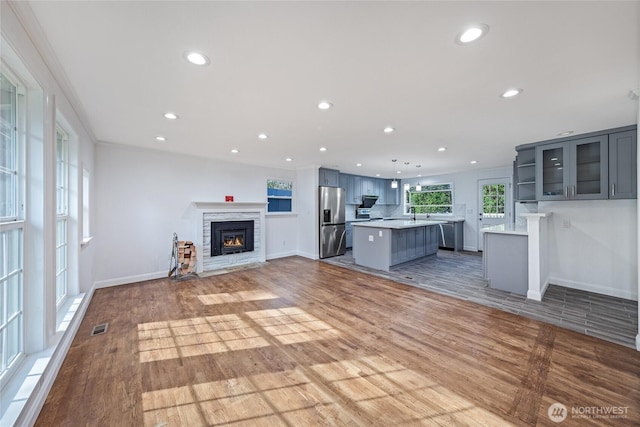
[540,200,638,300]
[94,143,299,286]
[295,166,319,259]
[390,166,514,251]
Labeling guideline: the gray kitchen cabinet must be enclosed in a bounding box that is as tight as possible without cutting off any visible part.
[319,168,340,187]
[426,225,438,254]
[339,173,348,190]
[536,135,608,200]
[376,179,387,204]
[515,148,536,202]
[348,175,363,204]
[385,180,400,205]
[345,222,353,248]
[361,177,376,195]
[609,130,637,199]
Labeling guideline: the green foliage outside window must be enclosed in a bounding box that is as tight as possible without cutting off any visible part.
[482,184,505,217]
[405,184,453,214]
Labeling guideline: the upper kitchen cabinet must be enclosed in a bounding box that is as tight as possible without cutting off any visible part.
[338,173,348,190]
[386,180,400,205]
[319,168,340,187]
[536,135,608,200]
[609,130,637,199]
[348,175,363,204]
[515,148,536,202]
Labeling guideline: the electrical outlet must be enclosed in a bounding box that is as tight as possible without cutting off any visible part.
[379,230,383,237]
[369,235,374,242]
[563,219,571,228]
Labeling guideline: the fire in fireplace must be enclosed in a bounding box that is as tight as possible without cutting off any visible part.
[211,220,254,256]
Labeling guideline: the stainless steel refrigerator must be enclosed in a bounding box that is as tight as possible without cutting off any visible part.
[319,186,346,258]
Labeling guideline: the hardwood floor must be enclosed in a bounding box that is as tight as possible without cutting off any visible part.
[36,257,640,426]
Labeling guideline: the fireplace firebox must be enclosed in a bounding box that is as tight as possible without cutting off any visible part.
[211,220,254,256]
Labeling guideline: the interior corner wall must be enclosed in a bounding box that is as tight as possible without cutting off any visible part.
[295,166,319,259]
[93,143,297,286]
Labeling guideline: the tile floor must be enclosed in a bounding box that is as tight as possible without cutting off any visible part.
[321,249,639,348]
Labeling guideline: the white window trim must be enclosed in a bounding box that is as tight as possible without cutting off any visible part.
[404,182,454,216]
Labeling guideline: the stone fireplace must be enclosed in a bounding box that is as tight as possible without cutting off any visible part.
[192,202,267,272]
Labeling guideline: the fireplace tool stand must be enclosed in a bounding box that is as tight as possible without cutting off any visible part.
[168,232,198,280]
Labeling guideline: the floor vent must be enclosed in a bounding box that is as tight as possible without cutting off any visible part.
[90,323,109,336]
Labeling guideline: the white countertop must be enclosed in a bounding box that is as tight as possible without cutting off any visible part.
[480,223,529,236]
[352,219,447,229]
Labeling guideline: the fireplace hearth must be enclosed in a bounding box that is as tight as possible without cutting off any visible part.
[211,220,254,256]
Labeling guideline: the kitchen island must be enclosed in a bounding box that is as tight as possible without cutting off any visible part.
[352,220,446,271]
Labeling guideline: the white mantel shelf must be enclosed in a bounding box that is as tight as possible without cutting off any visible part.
[192,201,268,210]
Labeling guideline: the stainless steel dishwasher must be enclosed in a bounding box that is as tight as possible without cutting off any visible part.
[436,221,464,251]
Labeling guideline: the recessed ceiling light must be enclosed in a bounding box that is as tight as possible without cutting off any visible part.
[396,170,401,174]
[383,126,395,133]
[501,88,523,98]
[317,101,332,110]
[285,157,293,162]
[417,174,422,177]
[231,149,239,154]
[258,133,268,140]
[319,147,327,152]
[155,136,167,142]
[437,147,447,152]
[375,174,380,177]
[470,160,478,164]
[558,131,574,136]
[184,51,210,66]
[356,163,362,167]
[456,24,489,44]
[163,112,179,120]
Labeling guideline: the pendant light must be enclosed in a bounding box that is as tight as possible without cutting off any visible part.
[415,165,422,192]
[391,159,398,188]
[403,162,410,190]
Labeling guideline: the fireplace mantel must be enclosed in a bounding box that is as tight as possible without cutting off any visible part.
[191,201,267,272]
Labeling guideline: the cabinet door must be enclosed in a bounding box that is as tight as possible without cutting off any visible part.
[349,176,363,204]
[415,227,426,257]
[609,130,637,199]
[571,135,608,200]
[536,142,569,200]
[361,178,375,195]
[376,179,387,204]
[339,173,348,190]
[345,223,353,248]
[319,168,340,187]
[385,180,400,205]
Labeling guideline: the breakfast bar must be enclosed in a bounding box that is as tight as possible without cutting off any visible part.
[352,220,446,271]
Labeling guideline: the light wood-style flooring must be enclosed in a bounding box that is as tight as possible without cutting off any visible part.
[36,256,640,426]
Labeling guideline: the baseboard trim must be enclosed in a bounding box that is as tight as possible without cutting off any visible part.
[266,251,298,260]
[549,276,638,301]
[15,288,94,426]
[93,271,167,289]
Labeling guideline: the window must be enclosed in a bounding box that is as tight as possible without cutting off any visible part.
[82,168,90,240]
[0,71,23,380]
[267,179,293,213]
[404,183,453,215]
[55,126,68,304]
[482,184,506,218]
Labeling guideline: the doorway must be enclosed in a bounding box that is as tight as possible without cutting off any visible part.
[477,178,512,250]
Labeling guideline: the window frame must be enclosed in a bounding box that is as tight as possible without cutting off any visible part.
[266,179,294,213]
[0,69,24,384]
[55,126,69,305]
[404,182,454,216]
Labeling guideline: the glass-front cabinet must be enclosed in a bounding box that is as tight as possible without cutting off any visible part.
[536,135,608,200]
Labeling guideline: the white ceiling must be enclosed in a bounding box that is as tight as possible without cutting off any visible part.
[26,1,640,178]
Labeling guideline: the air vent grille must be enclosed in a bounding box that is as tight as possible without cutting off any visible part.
[90,323,109,336]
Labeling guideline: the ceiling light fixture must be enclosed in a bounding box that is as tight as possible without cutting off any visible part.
[438,147,447,152]
[391,159,398,188]
[403,162,410,190]
[317,101,332,110]
[470,160,478,164]
[285,157,293,162]
[231,149,239,154]
[356,163,362,167]
[184,51,210,66]
[456,24,489,44]
[557,131,573,137]
[383,126,395,133]
[319,147,327,152]
[501,88,523,98]
[155,136,167,142]
[258,133,268,140]
[163,112,178,120]
[415,165,422,192]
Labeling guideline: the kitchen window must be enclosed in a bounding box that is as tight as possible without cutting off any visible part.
[404,183,453,215]
[267,179,293,213]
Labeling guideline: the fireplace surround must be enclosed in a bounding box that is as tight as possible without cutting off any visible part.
[192,202,267,273]
[211,220,254,256]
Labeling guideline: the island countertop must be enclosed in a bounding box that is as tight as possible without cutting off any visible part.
[352,219,447,229]
[480,223,529,236]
